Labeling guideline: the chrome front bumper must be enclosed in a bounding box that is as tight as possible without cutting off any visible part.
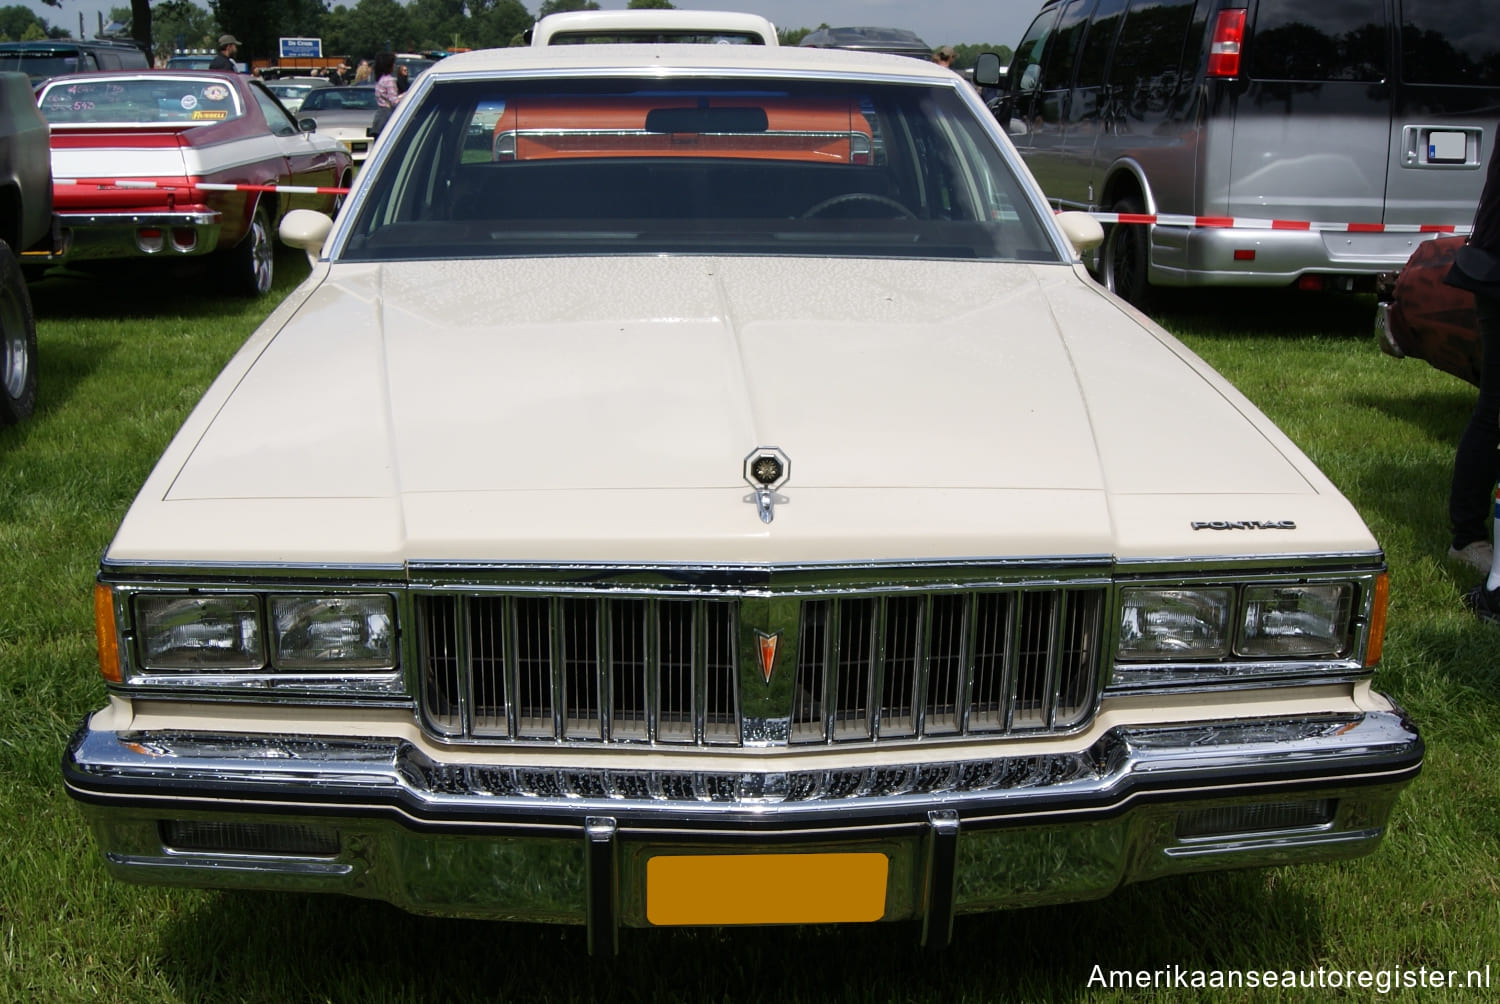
[28,211,223,264]
[63,709,1421,952]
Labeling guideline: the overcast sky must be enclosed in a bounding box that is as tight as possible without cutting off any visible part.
[24,1,1033,49]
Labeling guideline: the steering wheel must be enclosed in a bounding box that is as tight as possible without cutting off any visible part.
[801,192,917,220]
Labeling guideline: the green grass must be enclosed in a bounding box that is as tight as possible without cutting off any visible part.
[2,273,1497,1001]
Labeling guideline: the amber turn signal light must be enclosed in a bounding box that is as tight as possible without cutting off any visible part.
[94,582,122,683]
[1364,572,1389,668]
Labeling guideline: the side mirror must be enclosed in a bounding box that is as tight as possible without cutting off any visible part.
[280,208,334,266]
[974,52,1004,88]
[299,117,316,132]
[1056,211,1104,254]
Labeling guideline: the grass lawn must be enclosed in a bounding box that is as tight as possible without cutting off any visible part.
[1,264,1495,1002]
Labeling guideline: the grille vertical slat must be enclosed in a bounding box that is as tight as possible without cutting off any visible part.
[656,600,695,743]
[469,596,506,736]
[833,598,875,741]
[880,596,920,738]
[417,584,1104,747]
[610,600,649,741]
[516,597,552,738]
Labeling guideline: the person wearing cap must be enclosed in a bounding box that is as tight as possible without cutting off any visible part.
[210,34,240,72]
[933,45,956,69]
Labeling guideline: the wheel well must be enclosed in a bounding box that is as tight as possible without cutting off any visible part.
[1099,170,1145,213]
[0,184,20,250]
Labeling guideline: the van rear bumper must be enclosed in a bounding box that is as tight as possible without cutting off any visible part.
[1147,224,1441,288]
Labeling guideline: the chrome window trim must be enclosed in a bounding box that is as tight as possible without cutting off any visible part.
[324,64,1065,263]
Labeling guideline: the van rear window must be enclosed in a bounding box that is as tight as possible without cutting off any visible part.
[1246,0,1387,82]
[1401,0,1500,86]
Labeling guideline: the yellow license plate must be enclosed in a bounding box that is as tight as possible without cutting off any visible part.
[646,851,889,926]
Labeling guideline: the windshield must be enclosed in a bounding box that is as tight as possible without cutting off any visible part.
[300,87,377,111]
[341,75,1058,264]
[38,76,244,125]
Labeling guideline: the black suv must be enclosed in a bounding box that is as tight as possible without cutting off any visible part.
[0,39,150,86]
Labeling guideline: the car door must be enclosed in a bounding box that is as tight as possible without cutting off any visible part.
[1226,0,1392,225]
[249,80,341,214]
[1385,0,1500,229]
[1011,0,1094,202]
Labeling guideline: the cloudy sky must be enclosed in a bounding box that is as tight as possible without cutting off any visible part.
[24,1,1033,50]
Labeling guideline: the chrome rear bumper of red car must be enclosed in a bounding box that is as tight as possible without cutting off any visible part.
[26,211,223,264]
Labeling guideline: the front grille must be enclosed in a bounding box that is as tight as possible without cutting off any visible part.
[790,590,1104,742]
[415,585,1106,747]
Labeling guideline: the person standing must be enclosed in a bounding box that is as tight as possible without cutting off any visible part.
[1447,133,1500,577]
[209,34,240,72]
[371,51,402,138]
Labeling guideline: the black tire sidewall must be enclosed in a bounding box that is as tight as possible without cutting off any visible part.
[0,239,38,427]
[1103,197,1152,310]
[221,203,274,297]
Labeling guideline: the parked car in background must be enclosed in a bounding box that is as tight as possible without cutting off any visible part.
[991,0,1500,308]
[531,8,779,45]
[798,26,931,58]
[65,44,1420,950]
[265,75,330,114]
[0,70,49,426]
[32,71,352,296]
[294,85,379,164]
[395,53,438,80]
[0,38,150,86]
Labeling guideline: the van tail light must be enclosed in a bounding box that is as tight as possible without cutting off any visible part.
[1207,9,1247,78]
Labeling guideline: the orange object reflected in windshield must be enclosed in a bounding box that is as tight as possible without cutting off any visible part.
[491,97,873,164]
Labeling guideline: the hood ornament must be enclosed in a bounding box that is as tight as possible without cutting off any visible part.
[743,447,790,524]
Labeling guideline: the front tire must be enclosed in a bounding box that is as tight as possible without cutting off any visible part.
[1100,195,1152,310]
[219,204,274,297]
[0,239,38,427]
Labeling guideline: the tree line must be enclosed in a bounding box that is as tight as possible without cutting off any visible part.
[16,1,1009,71]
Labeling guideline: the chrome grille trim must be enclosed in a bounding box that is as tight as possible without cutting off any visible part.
[418,594,742,745]
[415,578,1107,748]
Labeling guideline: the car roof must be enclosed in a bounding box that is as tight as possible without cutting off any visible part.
[426,43,958,81]
[41,69,244,86]
[531,9,780,46]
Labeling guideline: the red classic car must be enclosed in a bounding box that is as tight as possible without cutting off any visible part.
[29,71,352,295]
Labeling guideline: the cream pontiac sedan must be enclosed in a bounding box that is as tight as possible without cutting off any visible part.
[65,45,1421,951]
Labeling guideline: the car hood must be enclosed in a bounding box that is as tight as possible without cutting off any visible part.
[110,257,1376,565]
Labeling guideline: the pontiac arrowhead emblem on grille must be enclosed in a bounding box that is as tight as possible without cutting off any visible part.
[743,447,791,524]
[754,630,782,684]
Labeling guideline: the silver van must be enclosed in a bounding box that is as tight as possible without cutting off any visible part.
[985,0,1500,307]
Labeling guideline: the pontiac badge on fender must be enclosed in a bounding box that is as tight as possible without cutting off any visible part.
[743,447,790,524]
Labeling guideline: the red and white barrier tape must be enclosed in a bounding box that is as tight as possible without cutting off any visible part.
[1083,211,1469,235]
[54,179,350,196]
[48,180,1477,233]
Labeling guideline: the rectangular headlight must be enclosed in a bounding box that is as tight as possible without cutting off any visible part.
[136,594,264,671]
[1118,587,1231,660]
[1238,583,1352,657]
[270,594,395,671]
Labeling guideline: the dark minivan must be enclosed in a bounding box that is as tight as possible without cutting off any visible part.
[988,0,1500,306]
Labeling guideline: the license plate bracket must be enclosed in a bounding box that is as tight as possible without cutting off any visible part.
[645,851,889,926]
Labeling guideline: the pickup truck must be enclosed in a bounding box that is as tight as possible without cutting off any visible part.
[0,69,49,426]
